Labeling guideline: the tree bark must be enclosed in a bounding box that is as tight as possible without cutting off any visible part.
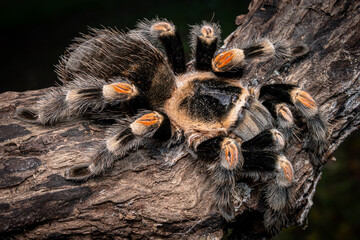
[0,0,359,239]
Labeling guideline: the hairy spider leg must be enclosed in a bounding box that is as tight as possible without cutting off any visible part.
[243,151,294,234]
[259,84,328,165]
[132,19,186,74]
[241,130,295,234]
[189,22,221,71]
[16,76,141,125]
[65,110,170,180]
[211,39,308,73]
[198,137,242,222]
[238,127,294,210]
[195,126,289,218]
[197,127,292,223]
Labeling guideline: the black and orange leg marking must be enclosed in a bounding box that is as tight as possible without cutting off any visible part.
[102,82,138,102]
[211,40,275,73]
[238,125,295,215]
[211,40,308,74]
[190,22,220,71]
[66,78,139,109]
[212,49,245,73]
[260,153,295,234]
[259,84,328,164]
[130,111,164,137]
[259,84,317,115]
[242,39,308,60]
[65,110,170,180]
[197,134,292,222]
[220,138,243,170]
[198,137,243,221]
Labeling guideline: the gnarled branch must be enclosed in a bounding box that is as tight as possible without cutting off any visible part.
[0,0,359,239]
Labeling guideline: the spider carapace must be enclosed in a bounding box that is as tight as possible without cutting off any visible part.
[16,18,328,233]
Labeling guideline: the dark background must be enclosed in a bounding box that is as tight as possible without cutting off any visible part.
[1,1,359,239]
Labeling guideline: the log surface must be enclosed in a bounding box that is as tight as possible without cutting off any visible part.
[0,0,359,239]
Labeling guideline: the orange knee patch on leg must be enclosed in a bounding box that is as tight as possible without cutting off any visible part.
[276,104,294,123]
[212,49,245,72]
[276,156,294,186]
[111,83,133,94]
[270,129,286,149]
[130,112,163,136]
[136,112,162,126]
[151,22,175,36]
[225,143,238,167]
[221,138,241,170]
[280,161,293,183]
[295,90,317,109]
[103,82,137,101]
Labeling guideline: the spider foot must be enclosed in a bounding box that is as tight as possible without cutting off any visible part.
[261,155,294,233]
[29,87,69,125]
[65,163,93,181]
[304,114,328,165]
[65,148,116,180]
[213,171,236,222]
[15,107,38,123]
[218,197,236,222]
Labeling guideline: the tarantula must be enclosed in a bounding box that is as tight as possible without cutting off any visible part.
[16,18,327,233]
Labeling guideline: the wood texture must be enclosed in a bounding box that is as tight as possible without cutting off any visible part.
[0,0,359,239]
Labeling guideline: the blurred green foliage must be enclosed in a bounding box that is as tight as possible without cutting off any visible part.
[0,1,359,239]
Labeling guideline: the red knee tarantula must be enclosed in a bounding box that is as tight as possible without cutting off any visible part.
[16,18,327,233]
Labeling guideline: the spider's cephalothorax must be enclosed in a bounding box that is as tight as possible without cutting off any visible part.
[16,18,328,234]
